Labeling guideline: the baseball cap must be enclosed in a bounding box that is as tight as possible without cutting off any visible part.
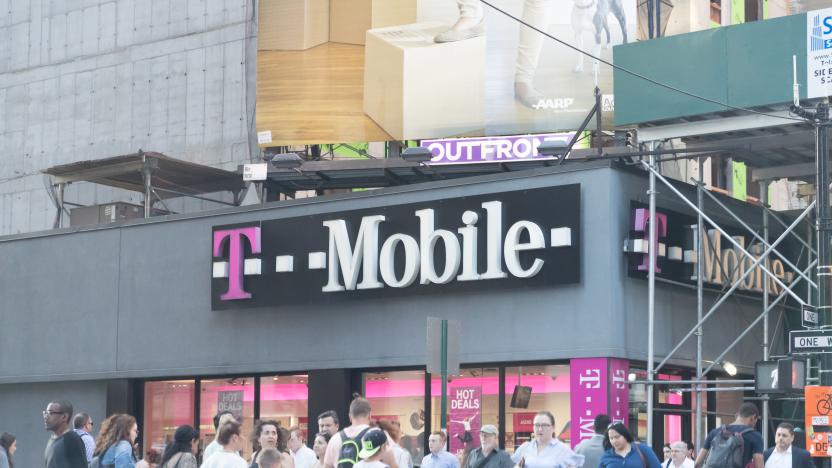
[358,428,388,459]
[480,425,498,436]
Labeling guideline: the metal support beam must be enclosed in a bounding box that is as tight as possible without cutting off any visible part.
[142,165,153,219]
[695,158,704,452]
[700,185,817,289]
[54,183,66,229]
[701,259,817,377]
[647,148,657,445]
[764,206,817,255]
[762,181,770,450]
[643,162,811,374]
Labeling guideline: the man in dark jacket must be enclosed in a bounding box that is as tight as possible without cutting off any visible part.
[464,425,513,468]
[764,423,812,468]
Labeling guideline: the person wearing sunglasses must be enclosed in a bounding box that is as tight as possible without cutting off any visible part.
[43,400,87,468]
[511,412,584,468]
[72,412,96,463]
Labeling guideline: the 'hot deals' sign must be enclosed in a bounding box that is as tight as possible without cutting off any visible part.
[211,185,580,309]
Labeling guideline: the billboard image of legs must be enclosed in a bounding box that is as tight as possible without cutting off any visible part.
[256,0,636,145]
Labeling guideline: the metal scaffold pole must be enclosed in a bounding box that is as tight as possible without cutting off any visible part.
[816,102,832,387]
[647,147,657,446]
[761,180,770,450]
[695,157,704,452]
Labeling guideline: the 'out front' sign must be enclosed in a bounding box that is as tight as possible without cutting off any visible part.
[211,185,580,309]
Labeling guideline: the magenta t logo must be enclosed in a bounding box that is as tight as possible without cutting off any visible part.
[213,226,262,300]
[633,208,667,273]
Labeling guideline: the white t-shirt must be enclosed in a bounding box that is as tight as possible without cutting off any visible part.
[201,451,249,468]
[355,460,389,468]
[294,445,320,468]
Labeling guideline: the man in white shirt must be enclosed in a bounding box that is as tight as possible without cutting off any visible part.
[664,442,695,468]
[764,423,811,468]
[290,427,319,468]
[324,395,398,468]
[420,432,459,468]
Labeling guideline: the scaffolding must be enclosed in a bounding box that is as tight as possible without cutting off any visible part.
[631,115,825,452]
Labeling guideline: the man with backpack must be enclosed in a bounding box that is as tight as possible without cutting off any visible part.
[323,394,398,468]
[695,403,764,468]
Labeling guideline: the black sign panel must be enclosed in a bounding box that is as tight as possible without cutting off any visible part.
[211,185,580,309]
[624,201,801,297]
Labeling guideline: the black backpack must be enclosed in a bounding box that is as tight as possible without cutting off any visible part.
[704,425,753,468]
[337,427,372,468]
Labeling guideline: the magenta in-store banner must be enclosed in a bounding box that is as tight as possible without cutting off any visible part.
[421,133,577,165]
[449,386,482,455]
[217,390,244,421]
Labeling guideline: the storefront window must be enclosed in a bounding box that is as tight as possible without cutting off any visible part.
[364,370,426,464]
[504,365,571,452]
[143,380,195,461]
[260,375,309,440]
[200,377,255,459]
[431,368,499,458]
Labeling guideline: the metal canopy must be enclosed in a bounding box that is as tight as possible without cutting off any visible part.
[43,151,246,227]
[256,148,643,194]
[43,151,246,197]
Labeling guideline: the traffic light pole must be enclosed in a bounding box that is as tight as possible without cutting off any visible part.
[793,100,832,386]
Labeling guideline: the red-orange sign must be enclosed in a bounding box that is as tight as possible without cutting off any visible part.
[805,386,832,457]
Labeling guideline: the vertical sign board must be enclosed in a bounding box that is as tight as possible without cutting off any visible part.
[609,359,630,425]
[217,390,245,421]
[448,387,481,456]
[570,358,631,448]
[805,387,832,457]
[807,8,832,99]
[570,358,609,447]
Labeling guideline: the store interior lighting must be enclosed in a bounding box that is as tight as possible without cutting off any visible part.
[722,361,738,376]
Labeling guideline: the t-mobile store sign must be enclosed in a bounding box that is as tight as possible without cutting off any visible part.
[211,185,580,309]
[569,358,630,447]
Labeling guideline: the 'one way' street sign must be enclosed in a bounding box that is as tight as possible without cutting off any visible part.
[790,329,832,354]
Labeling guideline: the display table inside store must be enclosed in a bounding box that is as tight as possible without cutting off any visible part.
[363,22,485,140]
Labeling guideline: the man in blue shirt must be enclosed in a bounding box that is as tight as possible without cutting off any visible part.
[695,403,764,468]
[421,432,459,468]
[72,412,95,463]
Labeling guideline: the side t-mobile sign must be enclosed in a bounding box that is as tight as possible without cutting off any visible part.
[211,185,580,309]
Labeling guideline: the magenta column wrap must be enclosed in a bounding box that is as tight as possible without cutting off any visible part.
[569,358,631,448]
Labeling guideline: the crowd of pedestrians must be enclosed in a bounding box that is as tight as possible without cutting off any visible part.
[17,397,794,468]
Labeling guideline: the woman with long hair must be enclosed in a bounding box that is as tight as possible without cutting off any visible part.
[249,420,294,468]
[158,425,199,468]
[599,423,662,468]
[94,414,149,468]
[0,432,16,468]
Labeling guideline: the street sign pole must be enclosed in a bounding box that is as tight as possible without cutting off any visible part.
[441,319,448,432]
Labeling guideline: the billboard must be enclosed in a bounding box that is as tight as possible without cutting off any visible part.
[256,0,636,145]
[805,386,832,457]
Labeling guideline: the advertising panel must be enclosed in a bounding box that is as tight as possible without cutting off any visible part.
[217,390,245,421]
[807,7,832,99]
[805,386,832,457]
[449,386,482,455]
[256,0,636,145]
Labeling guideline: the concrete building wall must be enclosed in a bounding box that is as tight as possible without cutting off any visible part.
[0,0,257,236]
[0,165,771,384]
[0,380,108,468]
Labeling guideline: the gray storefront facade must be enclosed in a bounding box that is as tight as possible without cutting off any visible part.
[0,162,781,467]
